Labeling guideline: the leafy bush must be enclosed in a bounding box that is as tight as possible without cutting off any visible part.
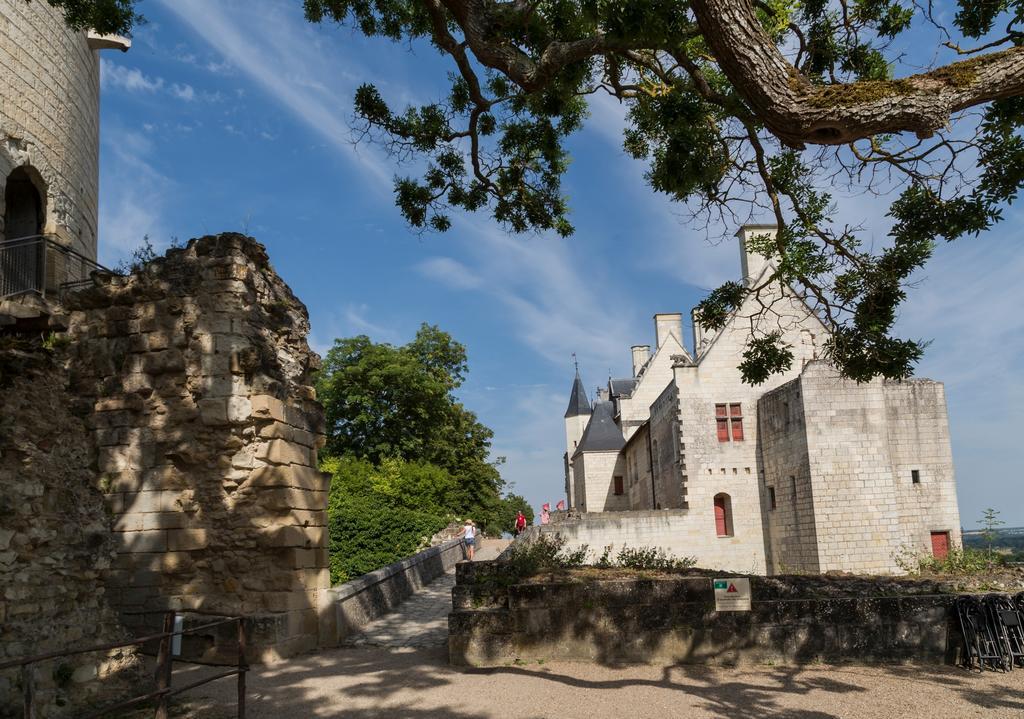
[328,493,448,584]
[615,546,696,571]
[325,456,455,584]
[506,533,589,577]
[894,546,1000,576]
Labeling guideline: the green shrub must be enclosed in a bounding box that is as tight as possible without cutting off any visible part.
[894,546,1000,576]
[328,493,448,584]
[615,546,696,571]
[506,533,588,577]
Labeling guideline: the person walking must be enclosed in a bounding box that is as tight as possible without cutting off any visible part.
[459,519,477,560]
[514,510,527,536]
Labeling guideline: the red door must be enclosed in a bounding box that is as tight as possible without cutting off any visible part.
[930,531,950,560]
[714,496,728,536]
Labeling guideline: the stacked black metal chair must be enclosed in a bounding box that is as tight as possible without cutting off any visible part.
[956,595,1009,671]
[983,594,1024,669]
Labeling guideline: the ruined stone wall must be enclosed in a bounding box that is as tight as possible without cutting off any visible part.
[62,234,330,661]
[0,344,140,717]
[0,0,100,257]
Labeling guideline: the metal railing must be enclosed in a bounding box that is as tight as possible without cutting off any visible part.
[0,611,249,718]
[0,234,111,302]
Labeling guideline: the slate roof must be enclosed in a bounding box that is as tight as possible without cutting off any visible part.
[608,378,638,398]
[573,400,625,456]
[564,370,592,418]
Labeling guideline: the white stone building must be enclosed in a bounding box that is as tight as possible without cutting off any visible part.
[0,0,129,276]
[560,225,962,575]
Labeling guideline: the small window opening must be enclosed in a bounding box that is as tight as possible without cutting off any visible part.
[613,476,624,495]
[768,487,776,511]
[911,469,920,484]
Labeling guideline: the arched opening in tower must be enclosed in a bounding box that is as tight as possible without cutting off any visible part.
[3,166,45,241]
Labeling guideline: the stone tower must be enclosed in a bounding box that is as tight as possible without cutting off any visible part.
[0,0,129,260]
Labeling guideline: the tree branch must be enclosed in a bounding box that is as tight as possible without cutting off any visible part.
[689,0,1024,147]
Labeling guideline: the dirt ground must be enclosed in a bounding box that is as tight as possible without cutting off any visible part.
[159,645,1024,719]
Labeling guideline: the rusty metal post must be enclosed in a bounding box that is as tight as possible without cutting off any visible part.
[154,611,175,719]
[22,664,35,719]
[237,619,248,719]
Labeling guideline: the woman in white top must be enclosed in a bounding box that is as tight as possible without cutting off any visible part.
[458,519,477,560]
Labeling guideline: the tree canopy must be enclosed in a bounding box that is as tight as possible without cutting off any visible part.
[54,0,1024,382]
[316,324,507,524]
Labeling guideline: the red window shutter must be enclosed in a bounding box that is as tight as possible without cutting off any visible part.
[716,418,729,442]
[729,403,742,417]
[731,417,744,441]
[715,404,728,417]
[714,496,728,536]
[930,531,949,560]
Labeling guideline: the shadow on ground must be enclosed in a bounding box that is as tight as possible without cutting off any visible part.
[153,645,1024,719]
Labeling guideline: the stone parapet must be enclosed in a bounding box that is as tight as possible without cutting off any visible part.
[322,538,466,645]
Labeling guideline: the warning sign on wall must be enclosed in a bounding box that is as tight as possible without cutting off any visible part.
[713,578,752,611]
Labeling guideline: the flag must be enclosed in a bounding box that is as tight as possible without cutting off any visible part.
[556,499,566,511]
[542,502,550,512]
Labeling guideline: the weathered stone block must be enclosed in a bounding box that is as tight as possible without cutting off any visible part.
[251,395,287,422]
[256,439,309,466]
[247,465,329,492]
[257,488,327,512]
[198,398,229,426]
[167,529,209,551]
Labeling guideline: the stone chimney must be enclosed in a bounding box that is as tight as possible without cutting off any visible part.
[691,308,704,351]
[736,224,778,283]
[653,313,683,349]
[631,345,651,376]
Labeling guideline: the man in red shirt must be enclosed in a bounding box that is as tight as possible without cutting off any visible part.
[514,510,527,535]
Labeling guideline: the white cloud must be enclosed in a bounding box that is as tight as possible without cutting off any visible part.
[101,60,164,93]
[425,217,639,375]
[416,257,482,290]
[170,83,196,101]
[98,128,174,266]
[160,0,392,189]
[101,59,207,104]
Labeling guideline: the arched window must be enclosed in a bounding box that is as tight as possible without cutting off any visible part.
[3,166,45,241]
[713,493,733,537]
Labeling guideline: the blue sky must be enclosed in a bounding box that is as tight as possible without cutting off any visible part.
[97,0,1023,528]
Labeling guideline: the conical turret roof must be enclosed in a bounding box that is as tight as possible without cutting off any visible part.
[572,400,625,456]
[564,370,591,418]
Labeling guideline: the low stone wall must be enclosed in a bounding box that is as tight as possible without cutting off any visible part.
[323,538,466,644]
[531,510,770,571]
[449,561,962,667]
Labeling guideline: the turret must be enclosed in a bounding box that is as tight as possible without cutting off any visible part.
[564,368,591,509]
[564,369,591,454]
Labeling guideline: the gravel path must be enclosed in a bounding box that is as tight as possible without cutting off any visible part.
[171,650,1024,719]
[342,539,507,649]
[162,540,1024,718]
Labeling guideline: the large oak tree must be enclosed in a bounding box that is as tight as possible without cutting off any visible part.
[62,0,1024,382]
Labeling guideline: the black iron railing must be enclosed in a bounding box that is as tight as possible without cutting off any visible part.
[0,611,249,718]
[0,235,111,301]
